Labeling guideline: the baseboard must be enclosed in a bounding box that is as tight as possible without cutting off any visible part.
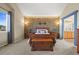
[0,42,8,48]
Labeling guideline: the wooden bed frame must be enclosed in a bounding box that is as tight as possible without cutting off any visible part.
[29,27,56,51]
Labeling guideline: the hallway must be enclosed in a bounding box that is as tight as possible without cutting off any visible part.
[0,39,77,55]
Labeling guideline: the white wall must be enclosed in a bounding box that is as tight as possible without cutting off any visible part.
[59,19,62,39]
[9,4,24,43]
[0,32,7,47]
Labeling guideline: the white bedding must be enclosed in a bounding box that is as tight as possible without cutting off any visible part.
[35,29,50,34]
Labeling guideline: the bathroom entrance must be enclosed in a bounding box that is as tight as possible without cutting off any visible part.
[62,10,78,46]
[64,15,74,42]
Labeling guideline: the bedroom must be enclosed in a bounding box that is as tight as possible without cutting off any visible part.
[0,3,79,55]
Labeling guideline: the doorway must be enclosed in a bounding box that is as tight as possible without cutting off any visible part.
[64,15,74,43]
[62,10,78,46]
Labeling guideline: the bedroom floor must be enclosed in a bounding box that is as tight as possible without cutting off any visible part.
[0,39,78,55]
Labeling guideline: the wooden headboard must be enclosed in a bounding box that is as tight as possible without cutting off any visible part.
[35,27,48,29]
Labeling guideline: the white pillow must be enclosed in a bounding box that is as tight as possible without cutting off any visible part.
[35,29,49,34]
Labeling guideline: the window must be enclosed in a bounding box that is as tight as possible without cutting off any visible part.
[0,8,7,31]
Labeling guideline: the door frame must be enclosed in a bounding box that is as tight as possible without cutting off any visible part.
[61,10,78,46]
[7,11,13,44]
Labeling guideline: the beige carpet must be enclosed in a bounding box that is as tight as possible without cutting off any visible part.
[0,39,78,55]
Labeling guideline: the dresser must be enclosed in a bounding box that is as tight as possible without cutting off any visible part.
[77,29,79,53]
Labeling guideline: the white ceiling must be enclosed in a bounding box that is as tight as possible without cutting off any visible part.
[16,3,67,16]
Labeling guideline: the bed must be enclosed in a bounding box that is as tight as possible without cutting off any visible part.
[29,27,56,51]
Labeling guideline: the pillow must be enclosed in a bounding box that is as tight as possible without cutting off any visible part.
[35,29,49,34]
